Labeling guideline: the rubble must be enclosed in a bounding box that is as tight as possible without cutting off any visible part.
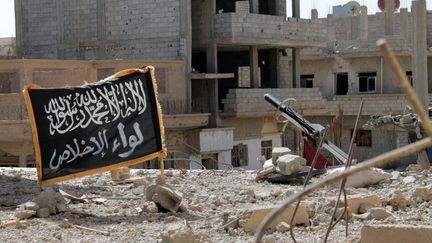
[1,166,432,242]
[34,187,68,215]
[14,210,36,220]
[243,204,309,232]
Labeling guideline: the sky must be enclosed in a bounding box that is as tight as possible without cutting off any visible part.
[0,0,431,37]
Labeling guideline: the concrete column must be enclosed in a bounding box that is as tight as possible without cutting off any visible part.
[56,1,65,59]
[400,8,408,45]
[412,0,428,111]
[14,0,23,58]
[292,48,300,88]
[327,14,336,50]
[250,46,259,88]
[180,0,192,112]
[18,154,27,168]
[207,43,219,127]
[360,6,368,41]
[249,0,258,14]
[385,0,395,35]
[292,0,300,18]
[96,0,107,59]
[205,0,219,127]
[311,9,318,19]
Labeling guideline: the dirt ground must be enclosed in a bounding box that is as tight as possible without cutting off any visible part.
[1,166,432,242]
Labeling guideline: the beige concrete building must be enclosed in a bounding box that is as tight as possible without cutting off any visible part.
[1,0,430,168]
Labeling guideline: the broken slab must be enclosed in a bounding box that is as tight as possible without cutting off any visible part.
[276,154,306,176]
[345,195,382,214]
[15,210,36,220]
[111,167,130,181]
[361,224,432,243]
[272,147,292,165]
[327,167,391,188]
[243,204,309,232]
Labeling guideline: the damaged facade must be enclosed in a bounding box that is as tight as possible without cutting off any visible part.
[1,0,431,169]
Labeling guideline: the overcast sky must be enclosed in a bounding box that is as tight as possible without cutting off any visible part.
[0,0,431,37]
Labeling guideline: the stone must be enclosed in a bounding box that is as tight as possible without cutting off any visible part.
[275,222,290,233]
[334,207,352,220]
[361,224,432,243]
[22,201,39,211]
[276,154,306,176]
[343,195,382,214]
[358,202,374,214]
[37,208,50,218]
[132,185,145,195]
[272,147,292,165]
[132,178,146,187]
[367,207,393,220]
[15,210,36,220]
[150,185,183,213]
[34,187,68,215]
[389,190,408,211]
[56,202,68,213]
[243,204,309,232]
[15,220,26,229]
[403,176,416,184]
[59,219,72,229]
[411,186,432,203]
[110,167,130,181]
[160,224,207,243]
[142,201,159,214]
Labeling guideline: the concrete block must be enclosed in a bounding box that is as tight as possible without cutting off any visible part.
[271,147,292,164]
[111,167,130,181]
[361,224,432,243]
[345,195,382,214]
[243,204,309,232]
[276,154,306,176]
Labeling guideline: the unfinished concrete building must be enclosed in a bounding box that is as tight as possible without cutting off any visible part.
[1,0,430,169]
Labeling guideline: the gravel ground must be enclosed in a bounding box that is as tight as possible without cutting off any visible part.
[1,166,432,242]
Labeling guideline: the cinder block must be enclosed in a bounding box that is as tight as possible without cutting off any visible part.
[361,224,432,243]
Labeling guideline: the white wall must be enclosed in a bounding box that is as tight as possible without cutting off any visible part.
[233,139,262,170]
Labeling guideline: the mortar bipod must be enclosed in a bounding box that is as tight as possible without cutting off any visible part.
[264,93,348,164]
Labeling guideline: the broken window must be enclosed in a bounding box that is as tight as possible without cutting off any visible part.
[406,71,413,86]
[261,140,273,160]
[335,72,348,95]
[232,143,248,167]
[300,74,314,88]
[351,129,372,147]
[358,72,376,93]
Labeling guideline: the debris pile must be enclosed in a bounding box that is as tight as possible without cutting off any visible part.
[15,187,68,220]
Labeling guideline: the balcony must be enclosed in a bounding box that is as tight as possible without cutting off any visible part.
[213,14,327,48]
[221,88,327,117]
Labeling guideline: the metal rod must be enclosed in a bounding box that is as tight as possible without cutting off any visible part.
[324,101,363,242]
[289,126,329,243]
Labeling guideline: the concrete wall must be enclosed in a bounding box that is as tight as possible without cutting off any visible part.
[277,56,413,99]
[0,59,188,115]
[16,0,183,60]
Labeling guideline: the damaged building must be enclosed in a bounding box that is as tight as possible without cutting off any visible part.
[0,0,431,169]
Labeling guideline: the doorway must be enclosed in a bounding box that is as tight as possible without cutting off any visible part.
[202,153,219,170]
[335,72,348,95]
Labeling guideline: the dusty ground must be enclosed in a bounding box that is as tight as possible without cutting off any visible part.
[1,166,432,242]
